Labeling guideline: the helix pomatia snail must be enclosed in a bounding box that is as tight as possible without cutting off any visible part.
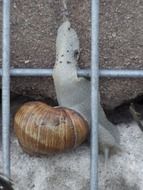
[52,17,121,161]
[14,101,89,154]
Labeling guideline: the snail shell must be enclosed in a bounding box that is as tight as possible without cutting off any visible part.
[14,101,89,154]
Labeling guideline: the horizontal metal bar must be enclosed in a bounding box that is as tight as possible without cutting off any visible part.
[100,69,143,78]
[10,68,53,77]
[0,68,142,78]
[8,68,89,77]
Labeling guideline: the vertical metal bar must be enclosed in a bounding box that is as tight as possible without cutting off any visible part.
[90,0,100,189]
[2,0,11,177]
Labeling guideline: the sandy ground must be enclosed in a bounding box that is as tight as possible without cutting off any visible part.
[0,120,143,190]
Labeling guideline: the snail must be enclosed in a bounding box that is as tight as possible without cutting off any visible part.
[14,101,89,154]
[52,10,121,162]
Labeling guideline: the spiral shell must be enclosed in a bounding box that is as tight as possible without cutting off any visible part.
[14,101,89,154]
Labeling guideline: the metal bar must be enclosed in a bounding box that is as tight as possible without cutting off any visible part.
[10,68,53,77]
[90,0,100,189]
[0,68,143,77]
[100,69,143,78]
[1,0,142,187]
[2,0,11,177]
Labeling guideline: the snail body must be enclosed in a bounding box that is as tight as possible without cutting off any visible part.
[53,19,121,162]
[14,101,89,154]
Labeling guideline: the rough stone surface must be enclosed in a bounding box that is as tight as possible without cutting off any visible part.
[0,0,143,108]
[0,97,143,190]
[1,121,143,190]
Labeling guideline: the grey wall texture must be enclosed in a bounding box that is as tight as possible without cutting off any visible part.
[0,0,143,109]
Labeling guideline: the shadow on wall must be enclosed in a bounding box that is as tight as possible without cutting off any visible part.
[106,93,143,125]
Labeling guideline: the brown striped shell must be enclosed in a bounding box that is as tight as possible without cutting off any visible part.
[14,101,89,154]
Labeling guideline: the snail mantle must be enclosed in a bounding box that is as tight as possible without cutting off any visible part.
[14,101,89,155]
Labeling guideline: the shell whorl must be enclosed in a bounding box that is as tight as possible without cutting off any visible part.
[14,101,89,154]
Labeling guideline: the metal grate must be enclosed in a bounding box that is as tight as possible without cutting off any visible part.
[2,0,10,177]
[2,0,143,189]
